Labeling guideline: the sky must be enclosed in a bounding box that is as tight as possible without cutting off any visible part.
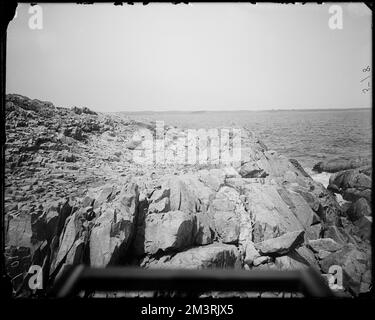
[6,3,372,112]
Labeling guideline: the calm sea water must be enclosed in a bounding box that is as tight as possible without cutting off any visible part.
[120,109,372,172]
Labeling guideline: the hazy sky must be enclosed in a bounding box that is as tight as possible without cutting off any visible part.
[6,3,372,112]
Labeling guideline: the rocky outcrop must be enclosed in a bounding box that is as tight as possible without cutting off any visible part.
[4,94,372,298]
[312,156,372,247]
[328,168,371,203]
[238,162,267,178]
[72,106,98,116]
[313,158,370,173]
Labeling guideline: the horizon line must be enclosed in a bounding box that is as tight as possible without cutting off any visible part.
[5,93,371,113]
[109,107,372,113]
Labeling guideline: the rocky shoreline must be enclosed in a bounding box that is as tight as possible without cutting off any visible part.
[4,94,372,298]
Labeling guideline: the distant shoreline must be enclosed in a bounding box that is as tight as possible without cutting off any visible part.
[114,107,371,114]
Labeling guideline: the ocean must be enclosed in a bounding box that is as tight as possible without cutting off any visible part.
[119,108,372,187]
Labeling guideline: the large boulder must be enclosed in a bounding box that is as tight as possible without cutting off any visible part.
[244,241,261,267]
[208,186,242,244]
[343,188,371,203]
[328,170,371,202]
[304,180,343,226]
[307,238,343,253]
[346,198,371,221]
[32,198,74,243]
[143,210,196,255]
[132,175,215,256]
[245,183,304,243]
[294,245,320,270]
[274,254,310,271]
[50,208,90,275]
[287,184,321,213]
[276,187,319,231]
[210,210,240,244]
[173,174,213,212]
[353,216,372,241]
[323,225,351,245]
[320,244,369,296]
[313,158,370,173]
[330,170,371,191]
[254,230,305,256]
[194,211,216,246]
[273,246,320,271]
[89,182,139,267]
[159,175,211,214]
[143,243,241,269]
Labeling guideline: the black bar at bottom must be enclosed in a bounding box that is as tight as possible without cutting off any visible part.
[51,265,334,298]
